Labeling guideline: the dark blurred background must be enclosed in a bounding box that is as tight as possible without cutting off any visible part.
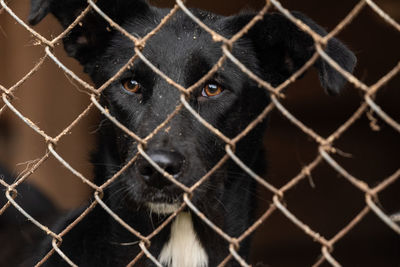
[0,0,399,266]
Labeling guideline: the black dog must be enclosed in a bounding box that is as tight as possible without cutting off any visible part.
[28,0,356,266]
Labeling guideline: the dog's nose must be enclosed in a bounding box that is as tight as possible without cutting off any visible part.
[136,150,184,189]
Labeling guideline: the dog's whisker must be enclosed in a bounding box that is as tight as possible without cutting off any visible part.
[107,183,135,203]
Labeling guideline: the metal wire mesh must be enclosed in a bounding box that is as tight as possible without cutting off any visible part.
[0,0,399,266]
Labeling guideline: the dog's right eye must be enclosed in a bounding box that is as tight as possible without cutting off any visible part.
[202,83,224,98]
[122,78,141,94]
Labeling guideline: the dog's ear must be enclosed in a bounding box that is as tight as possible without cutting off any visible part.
[226,12,356,95]
[28,0,150,64]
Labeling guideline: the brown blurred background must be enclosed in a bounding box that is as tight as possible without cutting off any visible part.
[0,0,399,266]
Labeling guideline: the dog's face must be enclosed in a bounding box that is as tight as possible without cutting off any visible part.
[29,0,356,214]
[91,12,272,210]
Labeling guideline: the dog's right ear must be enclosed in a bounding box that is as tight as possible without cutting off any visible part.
[28,0,150,64]
[224,12,356,95]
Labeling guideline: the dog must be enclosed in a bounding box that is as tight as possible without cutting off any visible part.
[28,0,356,266]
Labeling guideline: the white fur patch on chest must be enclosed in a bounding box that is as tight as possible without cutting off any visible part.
[158,212,208,267]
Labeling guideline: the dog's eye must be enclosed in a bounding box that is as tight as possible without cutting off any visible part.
[122,78,141,94]
[202,83,223,97]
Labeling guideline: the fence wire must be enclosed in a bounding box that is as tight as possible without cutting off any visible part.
[0,0,399,266]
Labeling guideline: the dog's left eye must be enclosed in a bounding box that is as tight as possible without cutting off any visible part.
[202,83,224,97]
[122,78,141,94]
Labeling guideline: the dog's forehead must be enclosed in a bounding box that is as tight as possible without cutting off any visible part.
[99,10,258,87]
[128,11,223,59]
[103,19,224,79]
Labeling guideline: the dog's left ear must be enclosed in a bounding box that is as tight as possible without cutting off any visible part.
[28,0,151,65]
[226,12,356,95]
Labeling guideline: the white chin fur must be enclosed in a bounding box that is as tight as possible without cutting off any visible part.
[146,202,180,215]
[159,212,208,267]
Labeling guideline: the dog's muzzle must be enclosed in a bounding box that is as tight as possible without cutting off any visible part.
[135,149,185,214]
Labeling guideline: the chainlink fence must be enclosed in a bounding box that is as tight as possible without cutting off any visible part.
[0,0,399,266]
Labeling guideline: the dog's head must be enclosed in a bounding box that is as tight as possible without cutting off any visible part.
[29,0,356,214]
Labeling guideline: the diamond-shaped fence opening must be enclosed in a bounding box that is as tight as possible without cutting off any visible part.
[0,0,399,266]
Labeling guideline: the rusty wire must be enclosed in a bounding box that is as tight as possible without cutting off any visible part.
[0,0,399,266]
